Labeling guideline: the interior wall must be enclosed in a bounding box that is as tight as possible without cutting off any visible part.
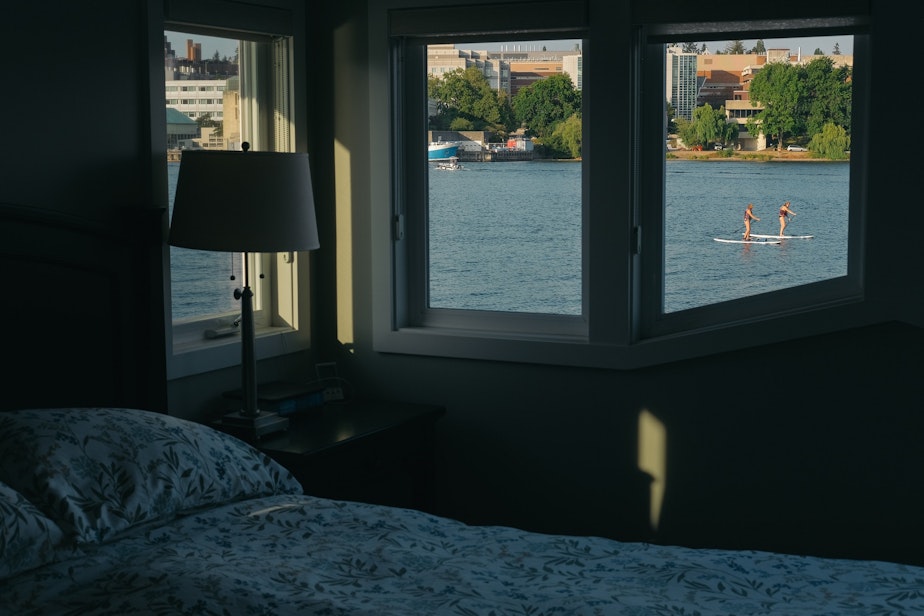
[2,2,169,411]
[315,0,924,566]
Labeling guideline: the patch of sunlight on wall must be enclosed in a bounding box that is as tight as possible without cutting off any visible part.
[334,140,354,345]
[638,409,666,531]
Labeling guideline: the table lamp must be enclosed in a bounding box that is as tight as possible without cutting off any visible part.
[169,144,320,439]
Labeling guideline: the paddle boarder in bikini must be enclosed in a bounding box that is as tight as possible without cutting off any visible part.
[743,203,760,240]
[778,201,796,237]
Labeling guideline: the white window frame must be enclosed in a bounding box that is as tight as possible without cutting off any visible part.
[159,1,311,380]
[370,0,877,370]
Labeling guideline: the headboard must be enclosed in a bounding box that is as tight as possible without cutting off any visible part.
[1,203,167,412]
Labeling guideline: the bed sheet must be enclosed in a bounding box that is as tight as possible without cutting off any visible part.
[3,492,924,615]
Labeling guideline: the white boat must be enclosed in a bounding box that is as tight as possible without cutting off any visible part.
[428,141,460,160]
[434,156,463,171]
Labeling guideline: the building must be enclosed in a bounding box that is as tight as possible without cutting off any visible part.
[667,48,699,121]
[427,44,583,98]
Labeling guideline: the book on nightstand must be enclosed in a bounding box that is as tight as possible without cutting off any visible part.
[223,381,326,416]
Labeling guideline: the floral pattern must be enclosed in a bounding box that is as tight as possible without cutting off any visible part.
[3,408,924,614]
[0,407,302,545]
[0,480,64,579]
[2,493,924,615]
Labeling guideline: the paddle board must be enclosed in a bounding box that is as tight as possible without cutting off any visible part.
[714,237,781,244]
[744,233,814,239]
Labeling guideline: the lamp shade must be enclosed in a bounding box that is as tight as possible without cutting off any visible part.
[169,150,320,253]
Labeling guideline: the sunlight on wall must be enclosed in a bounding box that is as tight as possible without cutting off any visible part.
[638,409,666,531]
[334,139,354,345]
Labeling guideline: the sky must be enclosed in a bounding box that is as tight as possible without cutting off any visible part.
[456,36,852,55]
[165,32,852,61]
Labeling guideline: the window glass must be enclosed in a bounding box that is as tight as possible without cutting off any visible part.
[425,40,583,316]
[165,31,244,323]
[661,36,853,313]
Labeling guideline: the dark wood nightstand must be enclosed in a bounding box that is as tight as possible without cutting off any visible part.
[256,400,445,512]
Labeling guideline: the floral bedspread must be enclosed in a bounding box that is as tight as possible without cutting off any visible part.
[4,493,924,615]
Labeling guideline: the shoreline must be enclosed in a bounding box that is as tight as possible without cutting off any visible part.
[667,149,844,162]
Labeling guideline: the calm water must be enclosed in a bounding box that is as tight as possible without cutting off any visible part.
[168,162,243,321]
[170,159,849,320]
[429,159,848,314]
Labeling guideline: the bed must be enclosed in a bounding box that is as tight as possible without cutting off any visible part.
[2,407,923,615]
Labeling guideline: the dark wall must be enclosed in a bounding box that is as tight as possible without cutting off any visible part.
[1,4,168,411]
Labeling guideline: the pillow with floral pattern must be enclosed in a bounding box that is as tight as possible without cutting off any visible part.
[0,479,65,579]
[0,407,303,545]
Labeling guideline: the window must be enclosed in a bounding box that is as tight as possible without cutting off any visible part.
[371,1,871,369]
[160,1,310,379]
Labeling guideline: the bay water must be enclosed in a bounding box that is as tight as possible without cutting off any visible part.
[169,159,849,320]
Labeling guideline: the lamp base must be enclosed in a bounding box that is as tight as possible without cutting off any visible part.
[221,409,290,441]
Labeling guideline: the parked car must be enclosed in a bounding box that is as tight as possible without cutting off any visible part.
[786,145,808,152]
[714,144,724,150]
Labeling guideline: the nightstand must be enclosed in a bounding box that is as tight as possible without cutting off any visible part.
[256,400,446,512]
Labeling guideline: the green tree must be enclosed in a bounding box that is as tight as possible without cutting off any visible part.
[801,56,852,138]
[428,67,513,133]
[813,48,824,55]
[724,40,746,54]
[808,122,850,159]
[746,62,802,151]
[752,40,766,54]
[511,73,581,139]
[549,114,582,158]
[833,42,841,54]
[675,117,698,148]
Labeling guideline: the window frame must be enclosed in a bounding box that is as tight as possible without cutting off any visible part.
[159,2,312,380]
[370,0,876,370]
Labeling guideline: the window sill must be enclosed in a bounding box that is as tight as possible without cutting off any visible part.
[168,325,308,380]
[375,297,881,370]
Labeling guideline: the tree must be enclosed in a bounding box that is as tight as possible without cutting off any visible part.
[813,48,824,55]
[550,114,582,158]
[833,42,841,55]
[511,73,581,139]
[212,50,220,62]
[752,40,766,54]
[428,67,514,134]
[724,40,746,54]
[808,122,850,159]
[801,56,852,138]
[746,62,803,151]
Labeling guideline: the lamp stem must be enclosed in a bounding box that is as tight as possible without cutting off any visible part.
[241,252,258,417]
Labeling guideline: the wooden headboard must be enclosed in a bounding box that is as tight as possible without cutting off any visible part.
[1,203,167,412]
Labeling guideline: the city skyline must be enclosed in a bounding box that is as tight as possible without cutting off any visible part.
[165,32,853,61]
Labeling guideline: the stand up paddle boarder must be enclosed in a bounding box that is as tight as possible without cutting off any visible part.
[743,203,760,240]
[778,201,797,237]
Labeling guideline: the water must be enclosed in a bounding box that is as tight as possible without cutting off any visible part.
[168,162,243,321]
[429,161,582,314]
[429,159,849,314]
[170,159,849,321]
[664,160,848,311]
